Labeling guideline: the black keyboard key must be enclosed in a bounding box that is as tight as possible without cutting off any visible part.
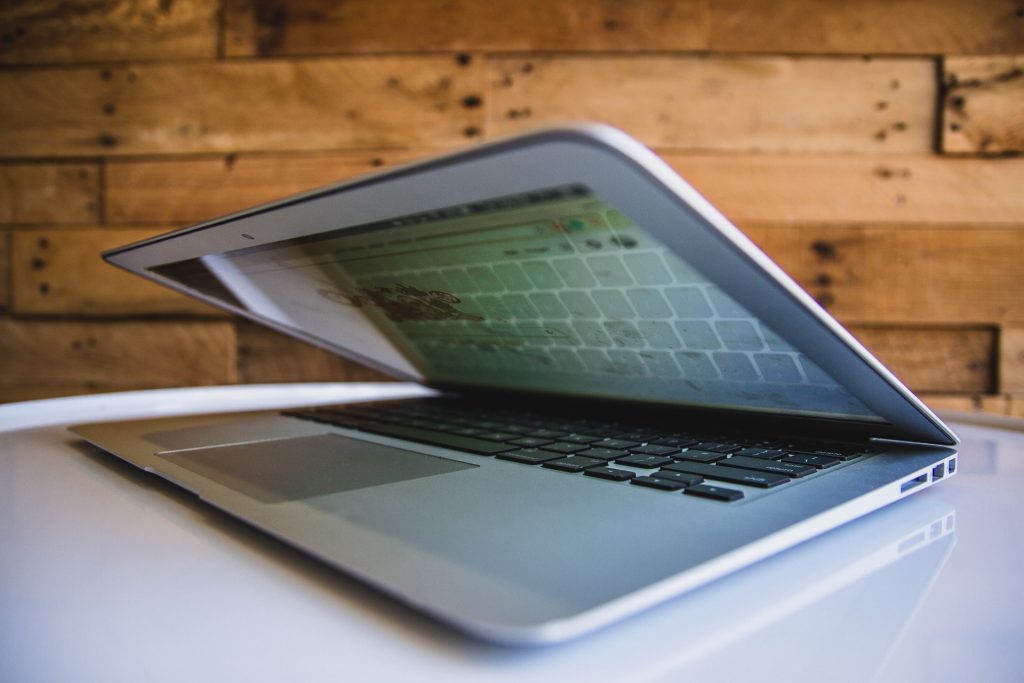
[792,441,865,455]
[508,436,554,448]
[733,447,786,459]
[661,462,789,488]
[591,438,639,450]
[546,422,593,434]
[526,429,567,439]
[494,423,533,434]
[594,427,631,439]
[673,449,726,463]
[448,426,488,437]
[471,420,506,430]
[689,441,741,454]
[718,455,815,478]
[498,449,565,465]
[789,448,862,461]
[585,467,636,482]
[383,415,419,425]
[542,456,607,473]
[475,431,521,442]
[576,447,630,461]
[754,448,791,459]
[781,453,841,469]
[615,454,674,469]
[651,470,703,487]
[616,432,661,443]
[629,444,680,457]
[652,436,698,448]
[631,476,687,491]
[685,484,744,501]
[561,433,603,444]
[541,441,589,454]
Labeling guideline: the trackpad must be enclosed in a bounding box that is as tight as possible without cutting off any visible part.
[155,433,476,503]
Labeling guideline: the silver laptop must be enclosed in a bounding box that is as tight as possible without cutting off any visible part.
[71,123,958,645]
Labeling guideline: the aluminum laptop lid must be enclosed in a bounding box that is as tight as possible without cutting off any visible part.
[100,123,956,446]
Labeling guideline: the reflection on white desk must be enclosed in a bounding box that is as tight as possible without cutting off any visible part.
[1,384,1022,682]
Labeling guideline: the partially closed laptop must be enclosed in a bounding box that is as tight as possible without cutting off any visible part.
[72,124,958,644]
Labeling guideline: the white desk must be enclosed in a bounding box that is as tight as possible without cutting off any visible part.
[2,384,1022,682]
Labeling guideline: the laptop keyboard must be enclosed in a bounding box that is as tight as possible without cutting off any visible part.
[285,398,875,502]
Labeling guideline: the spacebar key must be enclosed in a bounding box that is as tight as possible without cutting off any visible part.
[354,421,516,455]
[662,462,789,488]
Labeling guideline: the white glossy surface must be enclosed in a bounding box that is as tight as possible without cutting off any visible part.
[1,384,1021,682]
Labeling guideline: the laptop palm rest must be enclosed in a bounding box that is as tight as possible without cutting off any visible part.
[155,434,476,503]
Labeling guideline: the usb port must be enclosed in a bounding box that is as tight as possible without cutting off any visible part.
[948,458,957,474]
[932,463,945,480]
[900,473,928,493]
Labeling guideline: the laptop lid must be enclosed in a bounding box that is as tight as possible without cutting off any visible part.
[102,124,956,447]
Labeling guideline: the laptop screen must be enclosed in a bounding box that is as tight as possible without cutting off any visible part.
[151,184,879,421]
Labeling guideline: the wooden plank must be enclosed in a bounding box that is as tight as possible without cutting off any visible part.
[662,153,1024,226]
[0,163,99,224]
[0,231,8,311]
[236,321,395,384]
[224,0,707,57]
[488,56,935,153]
[1011,395,1024,419]
[943,56,1024,155]
[9,228,224,316]
[0,0,218,65]
[1001,324,1024,393]
[106,151,1024,226]
[0,319,237,401]
[848,325,995,394]
[106,151,425,225]
[709,0,1024,55]
[922,394,1011,416]
[0,57,483,158]
[745,224,1024,324]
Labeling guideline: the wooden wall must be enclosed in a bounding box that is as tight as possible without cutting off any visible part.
[0,0,1021,415]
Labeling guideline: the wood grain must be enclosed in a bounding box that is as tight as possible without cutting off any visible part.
[221,0,1024,58]
[0,0,1020,409]
[943,56,1024,155]
[225,0,708,57]
[0,0,219,64]
[106,151,425,225]
[1001,324,1024,393]
[0,163,99,223]
[9,228,222,315]
[665,153,1024,225]
[745,224,1024,324]
[488,56,935,153]
[923,394,1012,416]
[1011,395,1024,418]
[0,57,484,157]
[105,151,1024,226]
[0,319,237,402]
[236,321,395,384]
[709,0,1024,55]
[849,325,994,394]
[0,231,9,310]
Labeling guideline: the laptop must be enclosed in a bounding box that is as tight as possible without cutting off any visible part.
[71,123,958,645]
